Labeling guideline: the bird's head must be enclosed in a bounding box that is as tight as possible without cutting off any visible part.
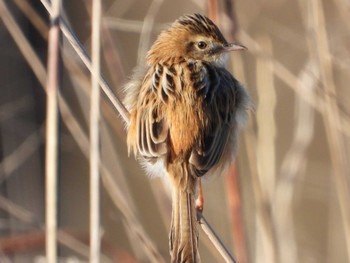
[147,13,246,66]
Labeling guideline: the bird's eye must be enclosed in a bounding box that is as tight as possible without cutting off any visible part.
[197,41,207,49]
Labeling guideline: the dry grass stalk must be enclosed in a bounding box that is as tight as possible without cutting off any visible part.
[253,35,277,263]
[90,0,102,262]
[199,214,237,263]
[225,165,248,263]
[101,22,125,93]
[221,2,249,262]
[0,95,33,122]
[202,3,241,262]
[13,0,48,39]
[0,127,42,184]
[255,35,276,204]
[230,52,255,263]
[104,17,166,33]
[0,196,39,226]
[207,0,219,24]
[44,0,62,262]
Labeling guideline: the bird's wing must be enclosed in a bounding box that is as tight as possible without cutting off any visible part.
[129,65,170,160]
[189,66,243,176]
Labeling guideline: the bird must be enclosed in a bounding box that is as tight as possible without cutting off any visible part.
[124,13,250,263]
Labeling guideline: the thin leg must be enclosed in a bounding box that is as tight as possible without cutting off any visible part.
[195,179,204,214]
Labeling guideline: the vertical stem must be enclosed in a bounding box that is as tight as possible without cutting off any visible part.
[255,35,276,212]
[45,0,61,262]
[223,0,238,40]
[275,60,318,263]
[90,0,102,262]
[207,0,219,24]
[307,0,350,259]
[225,165,248,263]
[254,35,277,263]
[221,1,250,262]
[90,0,101,263]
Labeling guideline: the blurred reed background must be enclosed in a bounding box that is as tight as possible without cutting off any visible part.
[0,0,350,262]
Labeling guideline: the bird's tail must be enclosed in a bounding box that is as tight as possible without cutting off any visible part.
[170,185,200,263]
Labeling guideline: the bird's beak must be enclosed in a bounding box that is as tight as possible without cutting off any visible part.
[223,42,247,52]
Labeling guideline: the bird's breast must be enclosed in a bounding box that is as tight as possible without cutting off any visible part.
[163,61,209,157]
[168,95,205,157]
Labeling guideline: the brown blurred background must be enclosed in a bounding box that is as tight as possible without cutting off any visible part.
[0,0,350,262]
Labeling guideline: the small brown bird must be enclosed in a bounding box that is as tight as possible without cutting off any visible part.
[124,14,249,263]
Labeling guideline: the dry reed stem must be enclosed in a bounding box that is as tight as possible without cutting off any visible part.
[199,214,237,263]
[254,35,277,263]
[0,196,39,226]
[306,0,350,259]
[90,0,102,262]
[63,54,126,137]
[207,0,219,25]
[230,52,254,263]
[0,127,42,184]
[81,1,127,139]
[44,0,61,261]
[274,60,318,263]
[0,95,32,122]
[221,2,249,262]
[13,0,48,39]
[232,48,277,263]
[333,0,350,33]
[101,21,125,92]
[223,0,238,40]
[56,231,93,261]
[203,3,241,262]
[104,17,166,33]
[225,165,248,263]
[255,35,276,204]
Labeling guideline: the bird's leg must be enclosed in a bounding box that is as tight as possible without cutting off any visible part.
[195,179,204,216]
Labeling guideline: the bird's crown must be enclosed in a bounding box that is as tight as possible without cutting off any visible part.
[146,14,244,66]
[174,14,227,44]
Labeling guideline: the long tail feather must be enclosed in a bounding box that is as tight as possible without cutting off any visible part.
[170,186,200,263]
